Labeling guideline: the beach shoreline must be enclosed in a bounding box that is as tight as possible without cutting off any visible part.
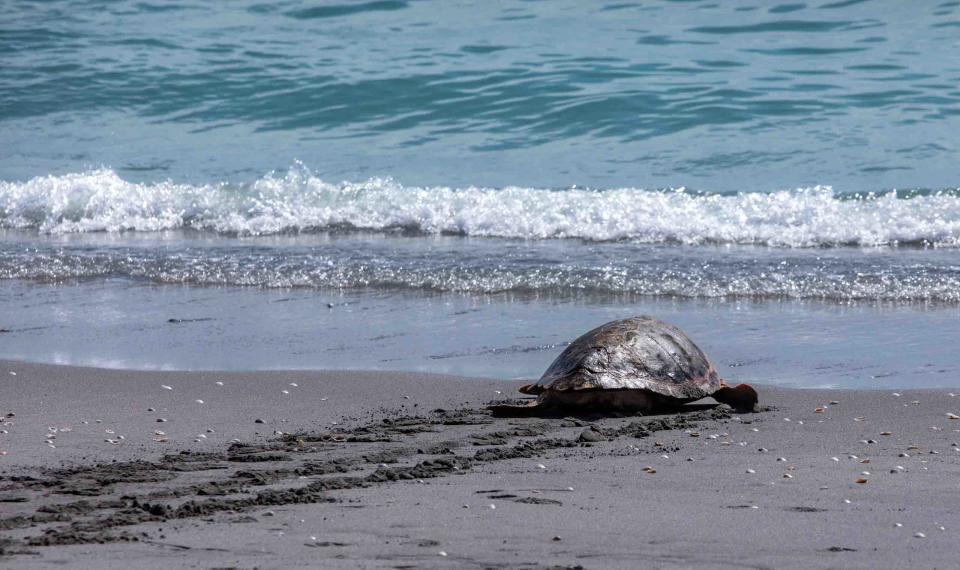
[2,360,960,568]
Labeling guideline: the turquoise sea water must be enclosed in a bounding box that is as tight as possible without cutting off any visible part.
[2,1,960,384]
[3,0,959,188]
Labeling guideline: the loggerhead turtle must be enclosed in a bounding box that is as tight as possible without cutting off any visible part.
[489,315,758,416]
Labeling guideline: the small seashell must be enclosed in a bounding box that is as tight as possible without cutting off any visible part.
[843,499,851,503]
[689,431,700,437]
[880,431,892,436]
[854,417,865,422]
[947,413,960,420]
[215,381,224,386]
[914,532,926,539]
[195,399,204,404]
[745,469,756,474]
[831,457,839,462]
[859,459,870,464]
[892,392,901,397]
[829,401,840,405]
[814,407,824,413]
[161,385,172,390]
[855,478,867,484]
[536,463,546,470]
[776,457,786,462]
[147,407,155,412]
[156,418,167,423]
[783,473,793,479]
[895,523,902,527]
[254,418,265,424]
[439,551,448,557]
[899,453,910,458]
[281,390,289,395]
[289,383,298,387]
[861,471,870,476]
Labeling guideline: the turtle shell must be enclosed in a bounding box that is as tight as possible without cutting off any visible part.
[533,316,722,401]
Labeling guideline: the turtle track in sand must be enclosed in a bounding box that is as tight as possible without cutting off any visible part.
[0,405,740,556]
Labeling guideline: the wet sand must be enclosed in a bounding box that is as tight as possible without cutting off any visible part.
[2,360,960,569]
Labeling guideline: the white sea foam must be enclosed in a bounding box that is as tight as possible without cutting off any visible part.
[2,167,960,246]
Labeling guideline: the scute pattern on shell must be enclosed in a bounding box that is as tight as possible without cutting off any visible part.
[535,316,722,400]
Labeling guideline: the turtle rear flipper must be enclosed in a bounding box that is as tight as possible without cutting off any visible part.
[487,399,548,417]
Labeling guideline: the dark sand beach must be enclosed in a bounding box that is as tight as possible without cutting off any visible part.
[3,360,960,569]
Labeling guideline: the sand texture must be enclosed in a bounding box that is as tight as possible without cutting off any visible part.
[2,361,960,568]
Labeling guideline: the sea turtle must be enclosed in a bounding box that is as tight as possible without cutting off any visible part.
[489,316,757,415]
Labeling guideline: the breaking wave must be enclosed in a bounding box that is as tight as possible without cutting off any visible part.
[2,167,960,247]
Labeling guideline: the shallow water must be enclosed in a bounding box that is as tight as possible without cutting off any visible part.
[2,279,959,390]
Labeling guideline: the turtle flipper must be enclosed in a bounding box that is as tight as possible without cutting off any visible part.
[487,399,549,417]
[712,383,758,412]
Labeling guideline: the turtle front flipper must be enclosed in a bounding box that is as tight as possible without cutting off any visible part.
[711,383,759,412]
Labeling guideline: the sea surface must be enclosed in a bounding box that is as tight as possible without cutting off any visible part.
[2,0,960,386]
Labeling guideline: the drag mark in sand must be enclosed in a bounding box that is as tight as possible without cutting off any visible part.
[0,405,736,555]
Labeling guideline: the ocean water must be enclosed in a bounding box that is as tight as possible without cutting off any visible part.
[2,0,960,386]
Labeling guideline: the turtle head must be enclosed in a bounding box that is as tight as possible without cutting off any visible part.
[712,383,758,412]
